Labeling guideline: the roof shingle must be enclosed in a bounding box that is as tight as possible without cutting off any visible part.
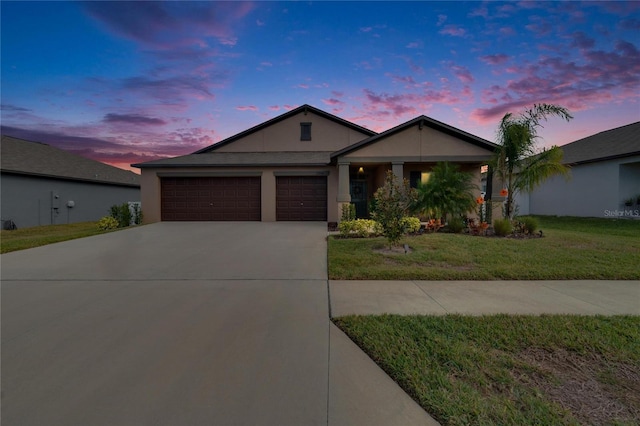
[560,121,640,164]
[1,135,140,186]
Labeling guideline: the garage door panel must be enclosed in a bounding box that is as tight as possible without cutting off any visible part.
[276,176,327,221]
[161,177,261,221]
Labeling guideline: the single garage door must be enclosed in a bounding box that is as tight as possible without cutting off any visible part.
[161,177,261,221]
[276,176,327,221]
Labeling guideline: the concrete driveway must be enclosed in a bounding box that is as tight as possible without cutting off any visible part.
[1,222,434,426]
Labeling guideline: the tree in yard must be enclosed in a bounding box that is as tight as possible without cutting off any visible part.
[412,162,478,223]
[494,104,573,219]
[371,170,416,248]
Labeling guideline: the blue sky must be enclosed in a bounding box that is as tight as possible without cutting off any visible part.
[2,1,639,171]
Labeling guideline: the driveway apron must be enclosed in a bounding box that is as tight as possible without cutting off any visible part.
[1,222,331,426]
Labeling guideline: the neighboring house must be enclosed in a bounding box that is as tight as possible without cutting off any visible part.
[1,135,140,228]
[133,104,497,223]
[514,121,640,218]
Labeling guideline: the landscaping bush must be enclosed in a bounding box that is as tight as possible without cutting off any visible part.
[109,203,132,228]
[518,216,539,234]
[341,203,356,222]
[493,218,513,236]
[447,216,466,233]
[97,216,119,231]
[371,170,416,247]
[400,216,421,234]
[338,219,381,238]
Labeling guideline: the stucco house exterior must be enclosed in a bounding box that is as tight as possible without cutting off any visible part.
[514,121,640,218]
[134,105,497,224]
[1,135,140,228]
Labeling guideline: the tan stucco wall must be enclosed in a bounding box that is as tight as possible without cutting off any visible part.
[214,110,371,153]
[141,166,340,223]
[344,124,492,159]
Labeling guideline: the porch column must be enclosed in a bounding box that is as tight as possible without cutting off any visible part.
[337,161,351,202]
[392,161,404,181]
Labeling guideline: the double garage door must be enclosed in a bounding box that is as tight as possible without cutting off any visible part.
[161,176,326,221]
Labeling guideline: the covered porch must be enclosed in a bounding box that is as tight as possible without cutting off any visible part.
[336,160,487,219]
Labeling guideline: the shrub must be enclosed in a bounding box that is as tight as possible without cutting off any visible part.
[338,220,356,237]
[400,216,421,234]
[447,216,466,234]
[341,203,356,222]
[371,170,416,247]
[97,216,119,231]
[338,219,382,238]
[518,216,539,234]
[493,218,513,236]
[109,203,132,227]
[411,162,477,221]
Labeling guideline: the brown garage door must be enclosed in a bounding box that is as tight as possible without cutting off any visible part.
[161,177,261,221]
[276,176,327,221]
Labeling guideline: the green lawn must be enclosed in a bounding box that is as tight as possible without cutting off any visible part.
[0,222,120,253]
[329,216,640,280]
[334,314,640,426]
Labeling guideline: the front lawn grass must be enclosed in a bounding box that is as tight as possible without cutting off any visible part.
[0,222,117,253]
[334,314,640,426]
[328,216,640,280]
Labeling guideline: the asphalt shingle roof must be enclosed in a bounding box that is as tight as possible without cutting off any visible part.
[560,121,640,164]
[1,135,140,186]
[133,151,333,168]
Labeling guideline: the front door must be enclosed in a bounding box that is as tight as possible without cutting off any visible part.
[350,180,368,218]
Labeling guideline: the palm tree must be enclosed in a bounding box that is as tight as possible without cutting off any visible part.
[494,104,573,218]
[412,162,478,222]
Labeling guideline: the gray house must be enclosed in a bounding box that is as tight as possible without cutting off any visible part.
[515,122,640,218]
[1,135,140,228]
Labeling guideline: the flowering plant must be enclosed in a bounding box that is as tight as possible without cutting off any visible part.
[500,188,509,197]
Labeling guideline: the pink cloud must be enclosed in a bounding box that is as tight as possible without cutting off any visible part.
[322,98,344,106]
[387,74,418,87]
[471,38,640,124]
[439,25,466,37]
[236,105,258,111]
[468,6,488,18]
[268,105,280,111]
[450,65,475,84]
[480,54,510,65]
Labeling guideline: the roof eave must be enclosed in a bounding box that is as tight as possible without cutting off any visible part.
[331,115,497,159]
[1,169,140,187]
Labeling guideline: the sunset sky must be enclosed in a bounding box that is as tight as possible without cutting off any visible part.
[2,1,639,172]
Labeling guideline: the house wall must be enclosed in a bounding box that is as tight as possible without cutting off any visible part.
[524,155,640,218]
[141,166,339,223]
[1,173,140,228]
[214,110,371,153]
[343,125,492,161]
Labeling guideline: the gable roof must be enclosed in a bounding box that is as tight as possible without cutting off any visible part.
[193,104,377,153]
[331,115,498,159]
[1,135,140,187]
[560,121,640,165]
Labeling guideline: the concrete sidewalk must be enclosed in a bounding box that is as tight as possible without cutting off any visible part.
[330,280,640,317]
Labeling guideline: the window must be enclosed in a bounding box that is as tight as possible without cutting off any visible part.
[409,171,431,188]
[300,122,312,141]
